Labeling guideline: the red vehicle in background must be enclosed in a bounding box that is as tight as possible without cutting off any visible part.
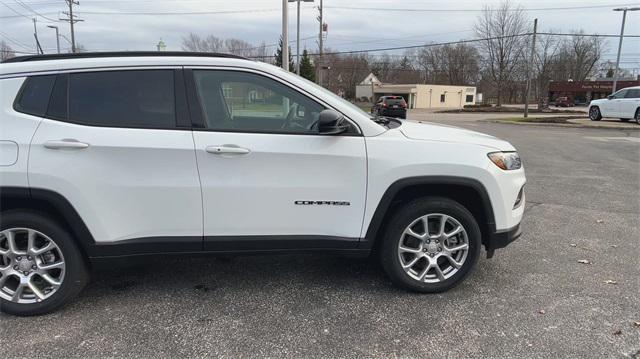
[372,95,407,119]
[555,96,575,107]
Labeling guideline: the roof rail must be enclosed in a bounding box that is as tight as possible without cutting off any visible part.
[2,51,248,63]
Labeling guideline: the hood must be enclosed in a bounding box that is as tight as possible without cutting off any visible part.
[399,121,516,151]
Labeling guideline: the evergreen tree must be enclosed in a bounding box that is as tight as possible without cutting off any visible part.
[274,36,294,71]
[299,49,316,82]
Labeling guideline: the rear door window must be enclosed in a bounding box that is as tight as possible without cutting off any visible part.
[14,75,56,117]
[68,70,176,128]
[624,89,640,99]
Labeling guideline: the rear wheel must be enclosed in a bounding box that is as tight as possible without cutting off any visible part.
[380,197,481,293]
[589,106,602,121]
[0,211,88,316]
[635,108,640,124]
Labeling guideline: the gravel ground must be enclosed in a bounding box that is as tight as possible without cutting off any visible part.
[1,122,639,358]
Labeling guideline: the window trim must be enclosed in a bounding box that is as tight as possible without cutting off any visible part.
[184,66,363,137]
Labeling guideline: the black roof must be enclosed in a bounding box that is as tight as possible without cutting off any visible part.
[2,51,248,63]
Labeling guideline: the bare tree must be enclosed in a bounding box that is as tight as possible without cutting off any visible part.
[0,40,15,61]
[254,41,271,64]
[181,33,224,52]
[474,1,528,106]
[415,44,480,85]
[224,38,253,57]
[533,33,562,108]
[565,31,604,81]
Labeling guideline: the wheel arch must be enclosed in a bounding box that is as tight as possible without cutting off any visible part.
[362,176,496,250]
[0,187,96,259]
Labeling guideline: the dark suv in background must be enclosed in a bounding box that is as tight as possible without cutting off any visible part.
[372,95,407,119]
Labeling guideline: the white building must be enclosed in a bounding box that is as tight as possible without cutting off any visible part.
[355,73,477,109]
[355,73,382,101]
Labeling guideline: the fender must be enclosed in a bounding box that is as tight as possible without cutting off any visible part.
[361,176,496,248]
[0,186,97,256]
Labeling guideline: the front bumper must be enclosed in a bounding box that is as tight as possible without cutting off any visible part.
[485,222,522,258]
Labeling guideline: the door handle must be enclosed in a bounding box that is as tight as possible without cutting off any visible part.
[205,145,251,155]
[44,139,90,150]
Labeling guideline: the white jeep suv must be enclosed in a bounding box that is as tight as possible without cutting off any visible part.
[0,52,525,316]
[588,86,640,123]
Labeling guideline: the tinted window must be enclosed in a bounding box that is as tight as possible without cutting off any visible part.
[193,70,325,134]
[14,75,56,117]
[385,98,405,105]
[440,94,446,103]
[624,89,640,98]
[466,95,474,102]
[68,70,175,128]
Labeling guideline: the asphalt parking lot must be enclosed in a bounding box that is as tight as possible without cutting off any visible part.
[1,119,639,358]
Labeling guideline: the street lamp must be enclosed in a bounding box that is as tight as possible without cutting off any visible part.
[612,7,640,93]
[288,0,314,75]
[46,25,60,54]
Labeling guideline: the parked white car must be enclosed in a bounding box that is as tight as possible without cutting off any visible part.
[0,52,525,316]
[588,86,640,123]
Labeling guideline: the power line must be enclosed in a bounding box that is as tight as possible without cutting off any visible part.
[324,3,640,12]
[0,30,34,51]
[13,0,59,22]
[265,32,640,58]
[73,8,313,16]
[0,1,31,20]
[538,32,640,38]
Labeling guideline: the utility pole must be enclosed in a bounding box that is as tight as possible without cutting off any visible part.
[282,0,289,71]
[47,25,60,54]
[317,0,323,85]
[296,0,301,75]
[60,0,82,53]
[612,7,640,93]
[32,18,43,54]
[524,18,537,118]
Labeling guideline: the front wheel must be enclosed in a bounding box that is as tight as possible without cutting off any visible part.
[0,211,89,316]
[635,109,640,124]
[380,197,481,293]
[589,106,602,121]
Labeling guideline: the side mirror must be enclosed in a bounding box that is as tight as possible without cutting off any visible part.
[317,109,349,135]
[607,95,614,100]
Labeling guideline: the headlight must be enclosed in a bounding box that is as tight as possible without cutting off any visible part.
[488,151,522,170]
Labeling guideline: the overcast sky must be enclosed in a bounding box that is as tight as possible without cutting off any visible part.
[1,0,639,71]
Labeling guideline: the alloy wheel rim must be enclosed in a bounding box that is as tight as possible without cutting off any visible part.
[590,107,599,119]
[397,214,469,283]
[0,228,66,304]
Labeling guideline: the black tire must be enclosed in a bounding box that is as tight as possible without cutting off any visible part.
[0,210,89,316]
[379,197,482,293]
[589,106,602,121]
[620,118,630,122]
[635,108,640,124]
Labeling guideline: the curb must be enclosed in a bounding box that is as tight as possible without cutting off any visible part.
[482,119,640,131]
